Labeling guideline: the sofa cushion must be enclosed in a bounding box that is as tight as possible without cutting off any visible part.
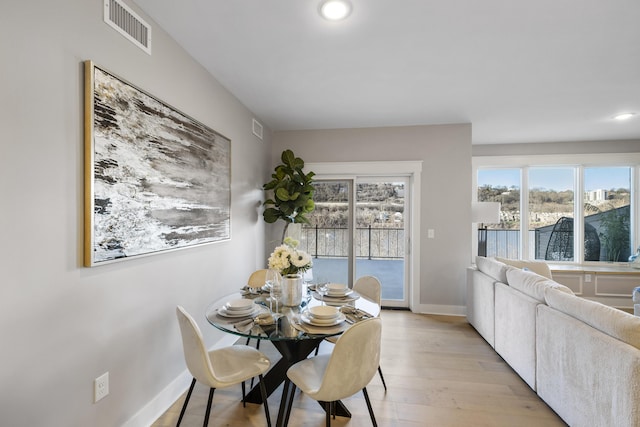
[494,283,538,389]
[475,256,508,283]
[545,287,640,349]
[495,257,553,279]
[506,268,573,302]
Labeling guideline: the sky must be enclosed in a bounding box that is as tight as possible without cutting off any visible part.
[478,167,631,191]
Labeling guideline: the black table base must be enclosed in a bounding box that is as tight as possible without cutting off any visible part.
[244,338,321,403]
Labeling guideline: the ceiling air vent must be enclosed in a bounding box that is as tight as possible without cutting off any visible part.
[104,0,152,55]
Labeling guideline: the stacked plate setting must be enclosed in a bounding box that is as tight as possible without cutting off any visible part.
[301,305,346,326]
[326,283,353,298]
[217,298,259,318]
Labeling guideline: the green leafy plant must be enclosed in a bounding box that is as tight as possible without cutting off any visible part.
[263,149,315,243]
[598,205,630,262]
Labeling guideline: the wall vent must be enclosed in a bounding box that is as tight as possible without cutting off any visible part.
[104,0,152,55]
[252,119,264,140]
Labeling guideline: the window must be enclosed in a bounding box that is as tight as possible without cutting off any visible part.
[477,169,520,258]
[473,154,639,265]
[584,167,631,262]
[529,167,575,261]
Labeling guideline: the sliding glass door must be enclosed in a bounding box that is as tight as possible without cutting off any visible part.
[354,178,407,305]
[301,176,409,307]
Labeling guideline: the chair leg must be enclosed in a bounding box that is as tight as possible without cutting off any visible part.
[258,374,272,427]
[202,387,215,427]
[250,340,260,389]
[241,381,246,407]
[378,365,388,391]
[362,387,377,427]
[176,378,196,427]
[284,382,296,427]
[314,341,320,356]
[325,401,331,427]
[278,379,292,427]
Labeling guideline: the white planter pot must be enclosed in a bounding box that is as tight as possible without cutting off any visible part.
[282,273,304,306]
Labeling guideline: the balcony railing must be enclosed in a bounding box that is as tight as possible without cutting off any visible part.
[482,229,570,259]
[300,225,404,259]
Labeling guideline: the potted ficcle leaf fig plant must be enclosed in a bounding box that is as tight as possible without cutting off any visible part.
[262,149,315,244]
[263,149,315,306]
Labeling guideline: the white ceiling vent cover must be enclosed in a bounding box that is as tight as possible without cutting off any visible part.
[104,0,152,55]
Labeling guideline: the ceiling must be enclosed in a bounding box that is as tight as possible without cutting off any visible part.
[133,0,640,145]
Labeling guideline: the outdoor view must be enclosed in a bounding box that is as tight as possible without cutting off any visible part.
[297,180,406,301]
[478,166,631,262]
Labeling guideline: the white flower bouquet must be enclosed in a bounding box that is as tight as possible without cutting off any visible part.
[268,237,313,276]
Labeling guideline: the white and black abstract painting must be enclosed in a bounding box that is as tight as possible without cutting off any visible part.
[84,61,230,266]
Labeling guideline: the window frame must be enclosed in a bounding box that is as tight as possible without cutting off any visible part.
[473,153,640,266]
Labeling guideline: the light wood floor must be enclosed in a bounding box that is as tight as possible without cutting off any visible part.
[153,310,566,427]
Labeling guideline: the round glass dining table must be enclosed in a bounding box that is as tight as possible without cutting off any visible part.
[205,288,380,425]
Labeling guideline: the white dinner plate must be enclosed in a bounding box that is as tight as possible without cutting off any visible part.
[217,306,260,318]
[301,311,346,327]
[313,291,360,304]
[308,305,340,319]
[327,289,353,297]
[225,299,255,311]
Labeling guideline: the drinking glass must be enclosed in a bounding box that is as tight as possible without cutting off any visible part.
[264,268,277,291]
[317,282,329,306]
[267,269,283,316]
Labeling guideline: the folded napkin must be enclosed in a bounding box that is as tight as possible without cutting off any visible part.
[233,318,255,332]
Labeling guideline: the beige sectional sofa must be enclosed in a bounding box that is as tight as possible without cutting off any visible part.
[467,256,640,427]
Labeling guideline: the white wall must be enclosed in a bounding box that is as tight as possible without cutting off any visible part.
[273,124,472,313]
[0,1,270,426]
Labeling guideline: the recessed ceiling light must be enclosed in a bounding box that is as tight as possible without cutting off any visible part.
[614,113,636,121]
[319,0,352,21]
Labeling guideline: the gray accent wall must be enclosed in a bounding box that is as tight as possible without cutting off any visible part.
[1,1,270,426]
[272,124,473,311]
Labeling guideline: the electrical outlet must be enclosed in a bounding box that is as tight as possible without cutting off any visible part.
[94,372,109,403]
[427,229,435,239]
[585,274,592,283]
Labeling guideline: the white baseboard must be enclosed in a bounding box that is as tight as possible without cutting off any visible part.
[411,303,466,316]
[122,333,239,427]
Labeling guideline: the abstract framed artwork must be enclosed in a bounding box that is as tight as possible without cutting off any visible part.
[83,60,231,266]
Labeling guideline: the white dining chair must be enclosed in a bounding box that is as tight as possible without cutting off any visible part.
[282,317,382,427]
[245,269,267,355]
[175,306,272,427]
[319,275,387,391]
[245,269,267,389]
[247,269,268,290]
